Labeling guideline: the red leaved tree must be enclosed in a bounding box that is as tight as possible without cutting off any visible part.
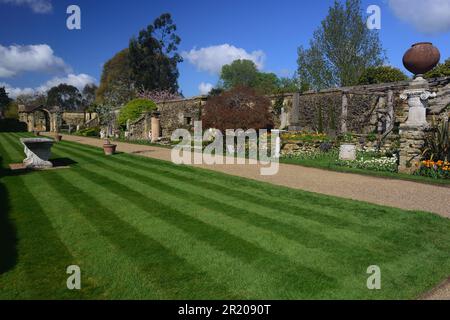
[202,86,273,132]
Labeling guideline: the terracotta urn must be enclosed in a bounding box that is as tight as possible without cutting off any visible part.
[403,42,440,76]
[103,139,117,155]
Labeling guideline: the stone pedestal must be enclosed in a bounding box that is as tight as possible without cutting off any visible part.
[20,138,54,169]
[399,125,428,173]
[398,77,435,173]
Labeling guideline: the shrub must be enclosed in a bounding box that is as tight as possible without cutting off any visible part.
[118,99,157,126]
[339,133,355,143]
[76,127,100,137]
[202,86,273,132]
[425,58,450,79]
[0,119,27,132]
[358,66,408,85]
[421,119,449,162]
[366,132,377,142]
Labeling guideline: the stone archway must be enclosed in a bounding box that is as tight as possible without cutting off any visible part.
[33,109,51,132]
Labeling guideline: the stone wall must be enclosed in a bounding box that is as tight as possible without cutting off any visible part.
[121,77,450,144]
[157,96,207,138]
[126,113,151,141]
[280,77,450,138]
[62,112,98,127]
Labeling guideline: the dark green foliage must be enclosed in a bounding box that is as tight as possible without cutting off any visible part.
[96,49,134,107]
[297,0,385,90]
[15,93,46,109]
[118,98,157,126]
[76,127,101,137]
[82,84,98,109]
[366,132,378,142]
[358,66,408,85]
[128,13,182,93]
[220,59,260,89]
[2,101,19,119]
[422,119,450,161]
[0,87,11,116]
[425,58,450,79]
[47,84,83,111]
[220,60,298,95]
[0,119,27,132]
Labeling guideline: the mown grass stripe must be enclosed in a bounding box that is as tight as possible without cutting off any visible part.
[48,149,339,297]
[26,172,171,299]
[54,142,425,263]
[54,141,381,232]
[0,133,23,164]
[2,134,450,299]
[47,150,284,299]
[40,167,238,299]
[0,178,81,298]
[57,139,418,226]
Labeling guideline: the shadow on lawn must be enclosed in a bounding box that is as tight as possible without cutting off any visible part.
[0,155,18,274]
[51,157,78,167]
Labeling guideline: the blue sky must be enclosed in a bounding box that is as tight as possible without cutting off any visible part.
[1,0,450,98]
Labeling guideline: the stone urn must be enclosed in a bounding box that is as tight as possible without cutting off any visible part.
[20,138,54,169]
[403,42,440,76]
[339,143,357,161]
[103,139,117,155]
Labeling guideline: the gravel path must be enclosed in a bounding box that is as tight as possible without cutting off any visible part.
[50,134,450,300]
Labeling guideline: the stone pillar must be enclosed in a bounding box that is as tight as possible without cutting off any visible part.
[288,92,301,131]
[341,92,348,133]
[399,125,428,173]
[29,113,35,132]
[386,90,394,132]
[143,112,151,140]
[398,77,435,173]
[151,112,161,143]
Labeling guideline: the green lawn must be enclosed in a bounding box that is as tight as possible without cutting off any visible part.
[1,132,450,300]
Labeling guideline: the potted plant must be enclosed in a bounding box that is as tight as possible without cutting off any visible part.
[103,139,117,155]
[339,133,357,161]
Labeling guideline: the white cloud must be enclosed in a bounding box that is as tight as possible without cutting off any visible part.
[182,44,266,74]
[37,74,96,92]
[0,83,35,98]
[198,82,213,95]
[1,73,96,99]
[0,0,52,13]
[388,0,450,34]
[0,44,70,78]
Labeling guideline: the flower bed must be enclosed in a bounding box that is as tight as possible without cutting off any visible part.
[336,153,398,173]
[414,160,450,179]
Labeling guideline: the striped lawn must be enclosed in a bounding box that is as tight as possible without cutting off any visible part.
[0,132,449,300]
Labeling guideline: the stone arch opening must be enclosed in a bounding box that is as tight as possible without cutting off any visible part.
[33,109,51,132]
